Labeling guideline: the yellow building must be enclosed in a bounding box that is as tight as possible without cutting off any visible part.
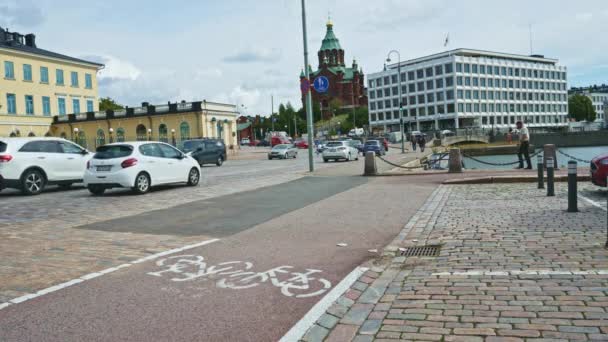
[50,100,239,150]
[0,27,103,137]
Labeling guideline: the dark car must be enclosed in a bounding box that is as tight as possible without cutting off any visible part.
[591,153,608,187]
[182,139,226,166]
[257,140,270,147]
[363,140,385,156]
[352,140,364,154]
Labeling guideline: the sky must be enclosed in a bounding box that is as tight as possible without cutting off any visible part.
[1,0,607,116]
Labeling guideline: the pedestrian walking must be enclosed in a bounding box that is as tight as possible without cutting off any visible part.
[418,134,426,153]
[411,136,417,151]
[515,121,531,169]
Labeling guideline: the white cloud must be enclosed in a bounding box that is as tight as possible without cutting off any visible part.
[91,55,141,81]
[0,0,44,28]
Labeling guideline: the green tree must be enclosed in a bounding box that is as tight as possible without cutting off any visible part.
[568,94,596,122]
[99,97,124,111]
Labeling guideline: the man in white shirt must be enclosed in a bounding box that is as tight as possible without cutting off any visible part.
[516,121,531,169]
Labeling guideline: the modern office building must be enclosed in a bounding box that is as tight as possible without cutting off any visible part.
[0,27,103,137]
[367,49,568,133]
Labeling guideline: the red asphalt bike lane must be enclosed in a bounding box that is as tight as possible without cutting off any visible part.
[0,177,438,342]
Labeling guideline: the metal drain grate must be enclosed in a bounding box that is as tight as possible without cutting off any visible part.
[400,245,441,257]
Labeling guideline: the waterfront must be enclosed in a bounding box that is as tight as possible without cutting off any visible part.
[463,145,608,170]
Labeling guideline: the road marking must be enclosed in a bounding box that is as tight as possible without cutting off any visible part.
[578,194,607,211]
[0,238,219,311]
[433,269,608,276]
[279,266,369,342]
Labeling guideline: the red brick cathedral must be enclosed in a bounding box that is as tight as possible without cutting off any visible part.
[300,19,367,120]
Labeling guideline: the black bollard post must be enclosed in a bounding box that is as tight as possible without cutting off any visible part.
[567,161,577,212]
[537,154,544,189]
[546,157,555,197]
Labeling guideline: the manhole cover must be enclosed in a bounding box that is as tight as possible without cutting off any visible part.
[400,245,441,257]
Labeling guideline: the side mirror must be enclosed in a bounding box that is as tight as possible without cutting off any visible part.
[177,154,186,160]
[80,150,89,155]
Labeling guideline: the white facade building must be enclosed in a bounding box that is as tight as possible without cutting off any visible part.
[587,92,606,121]
[367,49,568,132]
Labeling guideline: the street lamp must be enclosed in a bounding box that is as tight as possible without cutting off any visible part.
[171,128,176,146]
[73,127,79,143]
[387,50,405,153]
[109,127,114,143]
[147,128,152,141]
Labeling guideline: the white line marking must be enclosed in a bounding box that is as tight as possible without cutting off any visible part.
[279,266,369,342]
[0,238,220,311]
[578,194,607,211]
[433,269,608,276]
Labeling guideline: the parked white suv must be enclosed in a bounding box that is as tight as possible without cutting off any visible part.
[322,140,360,162]
[0,137,90,195]
[84,142,201,195]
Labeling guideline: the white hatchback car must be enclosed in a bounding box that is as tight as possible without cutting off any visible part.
[84,141,201,195]
[0,137,90,195]
[322,140,359,162]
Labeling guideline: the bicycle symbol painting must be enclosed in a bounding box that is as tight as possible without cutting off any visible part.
[147,255,332,298]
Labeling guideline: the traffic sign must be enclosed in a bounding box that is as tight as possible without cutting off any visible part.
[300,78,310,94]
[313,76,329,93]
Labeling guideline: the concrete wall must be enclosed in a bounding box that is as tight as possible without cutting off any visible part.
[530,130,608,147]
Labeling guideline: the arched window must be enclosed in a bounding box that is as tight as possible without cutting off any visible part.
[180,122,190,141]
[96,129,106,147]
[136,124,147,141]
[9,132,16,137]
[77,132,87,148]
[158,124,168,143]
[28,132,35,137]
[116,128,125,142]
[45,131,52,137]
[217,122,223,139]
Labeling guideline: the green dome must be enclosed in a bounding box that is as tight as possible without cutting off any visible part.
[320,22,342,51]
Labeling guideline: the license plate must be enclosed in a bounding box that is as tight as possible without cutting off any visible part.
[96,165,112,172]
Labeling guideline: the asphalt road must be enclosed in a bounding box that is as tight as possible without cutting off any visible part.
[0,174,438,342]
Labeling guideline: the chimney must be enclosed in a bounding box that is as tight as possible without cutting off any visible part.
[142,102,149,107]
[25,34,36,47]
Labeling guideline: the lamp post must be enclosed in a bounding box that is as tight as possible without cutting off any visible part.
[73,127,79,144]
[171,128,176,146]
[337,121,341,136]
[300,0,314,172]
[147,128,152,141]
[387,50,405,153]
[109,128,114,143]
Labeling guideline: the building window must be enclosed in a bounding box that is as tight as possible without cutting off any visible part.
[23,64,32,81]
[71,71,79,87]
[425,67,433,77]
[456,63,463,73]
[457,90,463,99]
[436,78,443,88]
[376,78,382,87]
[408,71,415,80]
[4,61,14,79]
[464,64,470,73]
[446,90,454,100]
[447,103,455,113]
[480,65,486,74]
[72,98,81,114]
[427,93,434,103]
[426,80,434,90]
[86,100,94,112]
[465,77,471,86]
[136,124,147,141]
[418,94,425,104]
[25,95,34,115]
[385,100,391,108]
[6,93,16,114]
[383,76,390,85]
[446,77,453,87]
[370,102,376,110]
[370,113,377,122]
[40,66,49,83]
[96,129,106,147]
[445,63,453,74]
[117,128,125,142]
[501,67,507,76]
[85,73,93,89]
[416,69,423,79]
[472,64,478,74]
[458,103,464,112]
[473,77,479,87]
[58,98,66,115]
[408,84,415,93]
[457,76,463,86]
[42,96,51,116]
[56,69,64,85]
[391,74,398,84]
[180,122,190,140]
[435,65,443,75]
[417,82,424,92]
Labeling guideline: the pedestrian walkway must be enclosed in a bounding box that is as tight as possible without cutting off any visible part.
[302,183,608,341]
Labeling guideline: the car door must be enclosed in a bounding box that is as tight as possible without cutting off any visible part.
[203,141,218,163]
[18,140,62,180]
[57,140,89,181]
[157,143,188,183]
[138,143,166,184]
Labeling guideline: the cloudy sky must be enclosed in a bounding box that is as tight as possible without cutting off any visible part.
[2,0,606,115]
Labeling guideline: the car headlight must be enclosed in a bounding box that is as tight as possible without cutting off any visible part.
[338,147,347,151]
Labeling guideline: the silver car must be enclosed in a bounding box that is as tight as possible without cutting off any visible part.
[322,141,359,162]
[268,144,298,160]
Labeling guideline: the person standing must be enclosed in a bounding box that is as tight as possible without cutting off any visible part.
[418,134,426,153]
[411,135,417,151]
[516,121,531,169]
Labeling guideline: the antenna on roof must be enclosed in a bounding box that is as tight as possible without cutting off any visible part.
[529,23,533,55]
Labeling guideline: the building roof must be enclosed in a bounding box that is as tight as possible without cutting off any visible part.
[310,66,357,80]
[319,21,342,52]
[385,48,560,70]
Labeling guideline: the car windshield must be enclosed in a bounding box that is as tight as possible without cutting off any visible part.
[182,140,201,153]
[365,141,379,145]
[0,141,6,152]
[326,142,343,147]
[273,145,288,150]
[94,145,133,159]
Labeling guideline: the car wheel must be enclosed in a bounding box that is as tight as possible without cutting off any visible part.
[88,185,105,196]
[216,156,224,167]
[187,167,200,186]
[21,169,45,195]
[268,156,272,160]
[132,172,151,195]
[294,153,297,159]
[323,158,328,163]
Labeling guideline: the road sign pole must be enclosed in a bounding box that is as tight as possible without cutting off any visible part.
[301,0,314,172]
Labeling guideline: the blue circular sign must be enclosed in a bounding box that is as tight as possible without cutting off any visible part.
[313,76,329,93]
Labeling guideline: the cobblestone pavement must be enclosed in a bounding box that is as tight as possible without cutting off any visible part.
[303,182,608,341]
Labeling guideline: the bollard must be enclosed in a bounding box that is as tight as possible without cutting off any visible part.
[567,161,577,212]
[543,144,558,170]
[448,148,462,173]
[537,154,544,189]
[546,157,555,196]
[363,151,378,176]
